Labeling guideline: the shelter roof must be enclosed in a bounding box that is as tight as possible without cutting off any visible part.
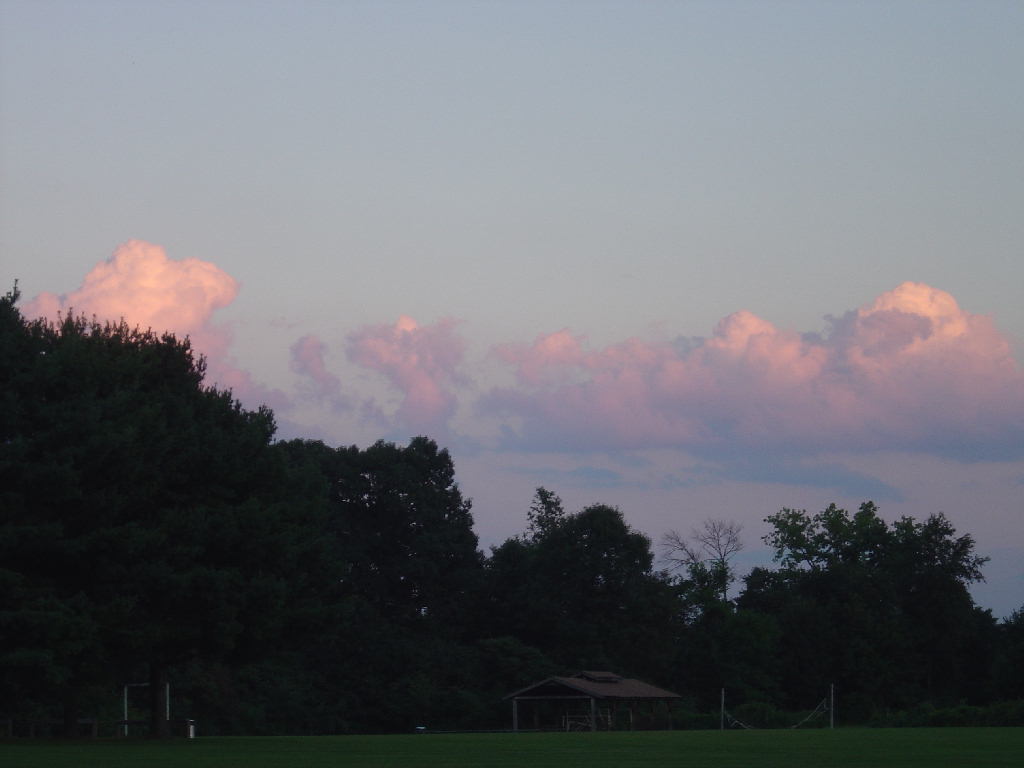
[505,671,680,701]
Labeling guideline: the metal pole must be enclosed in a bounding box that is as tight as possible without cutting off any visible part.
[166,682,170,722]
[123,681,150,737]
[512,699,519,732]
[720,689,725,731]
[829,684,835,729]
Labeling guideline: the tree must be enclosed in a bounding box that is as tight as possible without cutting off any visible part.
[993,607,1024,701]
[0,289,289,736]
[330,437,481,627]
[483,496,680,685]
[763,502,893,572]
[662,518,744,602]
[291,436,484,732]
[526,487,565,541]
[738,502,996,715]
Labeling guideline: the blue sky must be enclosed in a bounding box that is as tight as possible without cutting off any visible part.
[2,0,1022,616]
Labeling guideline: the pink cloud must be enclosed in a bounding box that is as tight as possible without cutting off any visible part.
[485,283,1024,459]
[291,334,339,390]
[290,334,349,410]
[23,240,281,407]
[494,329,587,385]
[347,315,465,435]
[26,240,237,354]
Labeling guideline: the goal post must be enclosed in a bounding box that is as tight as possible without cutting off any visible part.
[718,685,835,730]
[121,682,170,737]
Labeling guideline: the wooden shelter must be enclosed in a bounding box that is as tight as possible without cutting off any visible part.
[505,671,681,731]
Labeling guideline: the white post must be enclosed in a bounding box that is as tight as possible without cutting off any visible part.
[720,689,725,731]
[829,684,835,729]
[166,682,170,722]
[123,686,128,737]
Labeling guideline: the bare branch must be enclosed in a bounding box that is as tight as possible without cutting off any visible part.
[661,518,745,601]
[693,518,744,562]
[661,529,703,569]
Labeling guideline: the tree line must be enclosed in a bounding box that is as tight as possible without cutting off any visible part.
[2,287,1022,736]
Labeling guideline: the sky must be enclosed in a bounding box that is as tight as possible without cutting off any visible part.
[2,0,1022,617]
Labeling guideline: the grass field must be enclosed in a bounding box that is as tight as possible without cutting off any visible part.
[2,728,1023,768]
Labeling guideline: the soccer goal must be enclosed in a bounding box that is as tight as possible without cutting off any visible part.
[720,685,835,730]
[120,681,170,737]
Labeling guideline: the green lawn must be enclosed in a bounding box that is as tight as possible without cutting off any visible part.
[2,729,1022,768]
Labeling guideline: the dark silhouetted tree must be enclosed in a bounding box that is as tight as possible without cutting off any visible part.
[484,495,680,686]
[663,518,744,602]
[0,288,291,736]
[738,502,996,716]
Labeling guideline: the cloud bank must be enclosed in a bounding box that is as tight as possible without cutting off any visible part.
[23,244,1022,466]
[485,282,1024,461]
